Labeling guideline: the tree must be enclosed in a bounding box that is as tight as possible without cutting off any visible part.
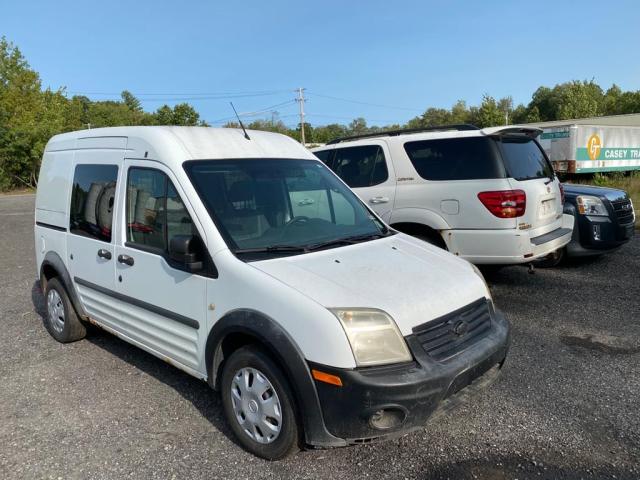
[473,95,505,128]
[121,90,142,113]
[497,96,513,125]
[153,103,204,126]
[348,117,368,135]
[0,37,66,188]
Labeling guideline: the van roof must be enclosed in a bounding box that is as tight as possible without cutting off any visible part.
[45,126,316,166]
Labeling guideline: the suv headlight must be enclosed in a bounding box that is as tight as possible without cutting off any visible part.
[331,309,412,366]
[577,195,608,216]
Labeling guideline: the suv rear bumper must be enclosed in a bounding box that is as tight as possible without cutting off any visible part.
[309,306,510,443]
[445,214,574,264]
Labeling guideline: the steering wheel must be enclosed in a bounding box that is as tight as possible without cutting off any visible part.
[283,216,310,228]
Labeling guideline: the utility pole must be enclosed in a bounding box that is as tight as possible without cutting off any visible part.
[296,87,306,145]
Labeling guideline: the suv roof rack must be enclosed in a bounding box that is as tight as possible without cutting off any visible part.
[325,124,479,145]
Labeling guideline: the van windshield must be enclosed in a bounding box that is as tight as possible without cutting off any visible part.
[185,159,390,258]
[497,137,555,181]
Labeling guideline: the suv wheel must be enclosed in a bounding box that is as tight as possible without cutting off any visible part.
[415,232,447,250]
[534,248,565,268]
[220,346,301,460]
[44,278,86,343]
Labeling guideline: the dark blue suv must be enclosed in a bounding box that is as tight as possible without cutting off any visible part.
[540,184,635,265]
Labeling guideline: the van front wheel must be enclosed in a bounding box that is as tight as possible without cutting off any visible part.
[220,346,301,460]
[44,277,86,343]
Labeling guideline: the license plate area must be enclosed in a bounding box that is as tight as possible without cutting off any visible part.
[538,198,556,219]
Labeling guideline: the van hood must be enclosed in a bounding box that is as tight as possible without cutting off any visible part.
[250,234,489,335]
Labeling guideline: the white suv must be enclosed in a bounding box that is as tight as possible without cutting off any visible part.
[313,125,574,264]
[35,127,509,459]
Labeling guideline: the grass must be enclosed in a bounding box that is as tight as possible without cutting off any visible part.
[0,187,36,196]
[569,171,640,209]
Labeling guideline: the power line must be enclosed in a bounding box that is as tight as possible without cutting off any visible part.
[305,113,400,124]
[209,100,297,125]
[66,90,294,102]
[307,92,422,112]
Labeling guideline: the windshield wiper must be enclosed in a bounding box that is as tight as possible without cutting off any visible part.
[234,244,309,255]
[307,232,389,251]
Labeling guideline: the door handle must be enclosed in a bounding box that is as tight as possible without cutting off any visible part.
[117,254,135,266]
[97,249,112,260]
[369,196,389,204]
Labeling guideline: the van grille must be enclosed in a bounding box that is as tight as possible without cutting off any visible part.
[611,199,634,225]
[412,298,492,362]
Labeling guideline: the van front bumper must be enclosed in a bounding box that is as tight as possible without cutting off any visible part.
[308,306,510,443]
[445,214,574,264]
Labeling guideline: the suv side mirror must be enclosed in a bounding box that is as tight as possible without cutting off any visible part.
[169,234,204,273]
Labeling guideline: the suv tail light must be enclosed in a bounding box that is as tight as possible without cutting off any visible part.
[559,183,565,205]
[478,190,526,218]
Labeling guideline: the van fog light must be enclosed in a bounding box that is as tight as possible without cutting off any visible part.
[369,408,406,430]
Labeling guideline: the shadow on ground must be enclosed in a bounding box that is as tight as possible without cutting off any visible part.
[425,454,636,480]
[31,281,239,448]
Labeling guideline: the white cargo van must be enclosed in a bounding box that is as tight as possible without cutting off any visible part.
[35,127,510,459]
[312,125,575,265]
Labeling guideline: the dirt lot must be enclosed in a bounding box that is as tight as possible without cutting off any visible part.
[1,194,639,479]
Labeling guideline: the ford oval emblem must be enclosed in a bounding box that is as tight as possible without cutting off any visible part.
[452,320,469,336]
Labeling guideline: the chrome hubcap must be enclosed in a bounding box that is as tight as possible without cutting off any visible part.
[47,289,65,333]
[230,367,282,444]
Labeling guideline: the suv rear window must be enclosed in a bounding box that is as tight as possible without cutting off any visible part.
[404,137,505,181]
[498,137,554,180]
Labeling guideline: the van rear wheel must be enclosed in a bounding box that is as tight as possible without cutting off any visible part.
[220,346,301,460]
[44,278,86,343]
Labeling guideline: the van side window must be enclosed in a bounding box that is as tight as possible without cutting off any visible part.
[126,168,195,252]
[331,145,388,188]
[69,164,119,242]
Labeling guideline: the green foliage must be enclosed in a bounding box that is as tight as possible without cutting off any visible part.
[0,37,207,189]
[3,35,640,191]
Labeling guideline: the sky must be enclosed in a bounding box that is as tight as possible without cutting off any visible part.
[2,0,639,127]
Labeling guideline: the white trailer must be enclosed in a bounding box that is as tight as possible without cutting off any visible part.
[529,114,640,174]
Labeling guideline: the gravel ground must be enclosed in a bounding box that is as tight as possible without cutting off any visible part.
[1,194,638,479]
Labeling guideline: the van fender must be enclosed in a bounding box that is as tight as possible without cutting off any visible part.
[205,309,345,447]
[40,251,87,319]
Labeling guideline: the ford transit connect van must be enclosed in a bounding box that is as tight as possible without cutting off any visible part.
[312,125,574,265]
[35,127,510,459]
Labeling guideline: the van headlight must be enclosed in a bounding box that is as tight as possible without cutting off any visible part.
[577,195,608,216]
[330,309,412,367]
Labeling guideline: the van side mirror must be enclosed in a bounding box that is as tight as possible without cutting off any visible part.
[169,234,204,273]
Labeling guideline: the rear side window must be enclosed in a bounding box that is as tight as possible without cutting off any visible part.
[331,145,388,188]
[126,168,196,251]
[404,137,505,181]
[313,149,333,165]
[69,164,118,242]
[498,138,554,180]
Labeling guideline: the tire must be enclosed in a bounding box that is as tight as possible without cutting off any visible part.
[534,248,565,268]
[414,233,447,250]
[220,346,301,460]
[44,277,86,343]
